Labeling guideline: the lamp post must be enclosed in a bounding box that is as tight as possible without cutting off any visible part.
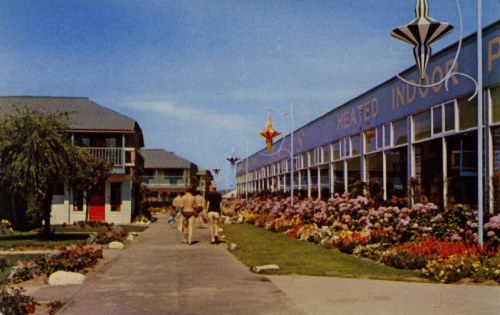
[391,0,484,246]
[476,0,483,247]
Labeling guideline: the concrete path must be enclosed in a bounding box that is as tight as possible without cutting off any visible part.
[27,215,500,315]
[56,216,304,315]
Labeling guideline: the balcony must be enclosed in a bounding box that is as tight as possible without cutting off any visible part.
[83,147,126,174]
[142,175,187,189]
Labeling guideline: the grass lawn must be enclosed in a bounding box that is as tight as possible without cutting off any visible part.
[0,232,88,250]
[52,224,149,233]
[222,223,424,282]
[0,224,149,250]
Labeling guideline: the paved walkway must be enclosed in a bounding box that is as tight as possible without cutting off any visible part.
[28,215,500,315]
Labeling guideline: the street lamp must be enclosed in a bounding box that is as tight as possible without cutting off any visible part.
[391,0,484,246]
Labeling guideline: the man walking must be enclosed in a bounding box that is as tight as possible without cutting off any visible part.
[205,184,223,244]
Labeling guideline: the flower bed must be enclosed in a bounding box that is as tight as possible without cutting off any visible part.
[226,194,500,284]
[7,246,103,284]
[0,287,38,315]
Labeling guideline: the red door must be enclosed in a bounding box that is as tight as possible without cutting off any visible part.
[89,183,105,222]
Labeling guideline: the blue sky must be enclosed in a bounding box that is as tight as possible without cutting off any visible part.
[0,0,498,189]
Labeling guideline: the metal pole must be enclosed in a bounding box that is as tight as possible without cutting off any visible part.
[290,103,294,207]
[477,0,483,247]
[245,140,249,203]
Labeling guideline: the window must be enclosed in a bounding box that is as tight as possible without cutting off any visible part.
[494,128,500,171]
[106,138,117,148]
[333,141,341,160]
[333,161,345,193]
[492,86,500,123]
[432,105,443,135]
[444,101,456,131]
[293,156,301,170]
[110,183,122,212]
[313,147,322,165]
[376,125,383,149]
[384,123,391,147]
[458,95,477,130]
[344,138,351,157]
[73,190,84,212]
[393,118,408,146]
[351,135,361,156]
[302,153,309,168]
[322,144,331,164]
[414,110,431,141]
[365,129,376,153]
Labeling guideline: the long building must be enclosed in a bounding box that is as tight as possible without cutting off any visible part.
[236,21,500,213]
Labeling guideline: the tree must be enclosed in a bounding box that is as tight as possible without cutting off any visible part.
[67,147,112,222]
[0,106,104,235]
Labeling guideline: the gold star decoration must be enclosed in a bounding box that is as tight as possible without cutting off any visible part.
[260,113,281,152]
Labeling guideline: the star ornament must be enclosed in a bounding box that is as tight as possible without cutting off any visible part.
[391,0,454,81]
[260,113,281,152]
[212,167,220,175]
[226,154,240,166]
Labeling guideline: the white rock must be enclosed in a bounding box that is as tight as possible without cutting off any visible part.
[126,234,134,241]
[108,241,125,249]
[228,243,237,250]
[48,271,85,286]
[252,264,280,273]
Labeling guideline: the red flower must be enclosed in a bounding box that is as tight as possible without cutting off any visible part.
[27,305,36,313]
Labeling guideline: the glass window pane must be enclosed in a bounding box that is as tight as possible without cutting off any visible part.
[351,135,361,156]
[323,145,330,163]
[347,158,361,190]
[492,86,500,123]
[344,138,350,157]
[365,129,376,153]
[458,95,478,130]
[393,118,408,145]
[366,152,383,185]
[384,123,391,147]
[433,106,442,135]
[376,126,383,149]
[494,127,500,171]
[444,101,456,131]
[386,147,408,198]
[333,141,341,160]
[333,161,345,193]
[110,183,122,212]
[414,110,431,141]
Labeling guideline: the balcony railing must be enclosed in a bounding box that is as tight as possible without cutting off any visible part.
[142,176,187,188]
[83,147,124,167]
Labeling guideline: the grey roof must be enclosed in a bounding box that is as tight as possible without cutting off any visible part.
[142,149,192,169]
[0,96,140,133]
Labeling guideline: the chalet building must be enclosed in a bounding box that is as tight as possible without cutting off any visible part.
[142,149,192,196]
[142,148,210,201]
[237,21,500,213]
[0,96,144,224]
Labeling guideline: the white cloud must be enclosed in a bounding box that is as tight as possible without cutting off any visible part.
[121,100,253,132]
